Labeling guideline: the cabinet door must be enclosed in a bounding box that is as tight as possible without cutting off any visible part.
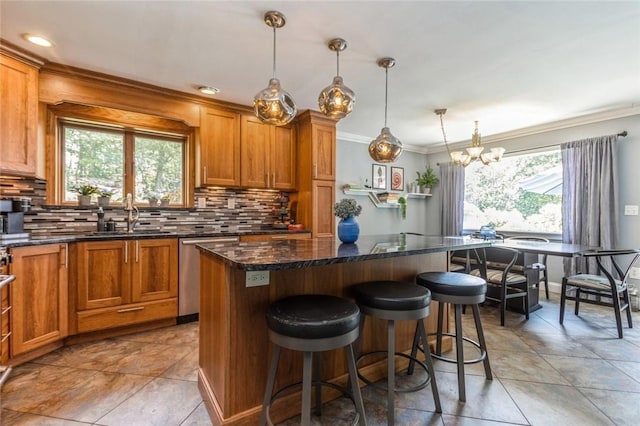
[200,107,241,186]
[240,115,270,188]
[312,122,336,181]
[312,180,336,238]
[10,244,68,356]
[272,124,296,190]
[131,238,178,302]
[77,240,130,310]
[0,54,38,176]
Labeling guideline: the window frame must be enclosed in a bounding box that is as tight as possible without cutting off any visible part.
[46,103,194,207]
[462,148,563,237]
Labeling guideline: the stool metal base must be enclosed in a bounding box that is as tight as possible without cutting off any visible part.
[356,350,431,393]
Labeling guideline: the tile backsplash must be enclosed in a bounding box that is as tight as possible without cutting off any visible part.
[1,176,287,236]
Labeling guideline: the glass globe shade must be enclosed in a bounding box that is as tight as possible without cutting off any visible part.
[318,76,355,120]
[368,127,403,163]
[253,78,297,126]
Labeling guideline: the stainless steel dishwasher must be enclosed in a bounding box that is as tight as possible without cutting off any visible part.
[178,236,239,323]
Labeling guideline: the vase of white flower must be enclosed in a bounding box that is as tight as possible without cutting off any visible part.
[334,198,362,244]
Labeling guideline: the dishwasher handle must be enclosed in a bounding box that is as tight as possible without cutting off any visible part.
[181,238,239,245]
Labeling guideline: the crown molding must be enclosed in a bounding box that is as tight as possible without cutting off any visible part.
[427,105,640,154]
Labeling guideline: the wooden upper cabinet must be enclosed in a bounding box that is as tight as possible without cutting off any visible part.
[0,53,38,176]
[10,244,68,356]
[240,115,296,190]
[200,107,241,186]
[295,110,336,182]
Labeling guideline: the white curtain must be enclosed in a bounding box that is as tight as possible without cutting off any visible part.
[439,162,465,236]
[561,134,619,272]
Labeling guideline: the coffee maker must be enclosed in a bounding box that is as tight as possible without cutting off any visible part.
[0,199,27,235]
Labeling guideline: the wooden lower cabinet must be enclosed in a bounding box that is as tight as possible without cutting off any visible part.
[75,238,177,333]
[239,232,311,242]
[9,244,68,356]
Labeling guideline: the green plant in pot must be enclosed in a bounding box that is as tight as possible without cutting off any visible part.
[75,184,98,206]
[415,165,439,194]
[146,192,159,207]
[398,196,407,219]
[97,189,113,207]
[160,193,172,207]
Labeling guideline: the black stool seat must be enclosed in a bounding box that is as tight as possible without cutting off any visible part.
[352,280,430,311]
[267,294,360,339]
[417,272,486,297]
[412,270,492,403]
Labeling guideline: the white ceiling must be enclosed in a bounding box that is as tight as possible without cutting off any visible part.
[2,1,639,151]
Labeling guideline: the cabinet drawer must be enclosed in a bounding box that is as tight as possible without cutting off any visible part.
[76,298,177,333]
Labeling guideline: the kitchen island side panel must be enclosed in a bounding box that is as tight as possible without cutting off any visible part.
[198,250,448,425]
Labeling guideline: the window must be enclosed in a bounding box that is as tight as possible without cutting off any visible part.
[61,121,186,206]
[463,149,562,234]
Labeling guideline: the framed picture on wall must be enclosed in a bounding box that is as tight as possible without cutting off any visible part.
[372,164,387,189]
[390,167,404,191]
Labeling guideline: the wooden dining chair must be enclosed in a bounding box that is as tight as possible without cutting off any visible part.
[560,248,640,338]
[469,246,530,326]
[505,236,550,299]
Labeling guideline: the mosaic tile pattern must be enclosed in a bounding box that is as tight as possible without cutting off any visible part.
[1,176,290,236]
[2,298,640,425]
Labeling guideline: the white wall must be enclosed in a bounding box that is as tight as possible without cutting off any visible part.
[335,139,433,236]
[337,114,640,285]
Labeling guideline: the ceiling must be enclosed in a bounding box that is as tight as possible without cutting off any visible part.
[2,1,639,152]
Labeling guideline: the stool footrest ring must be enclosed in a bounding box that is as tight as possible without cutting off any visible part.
[423,332,488,365]
[356,351,432,393]
[263,380,360,426]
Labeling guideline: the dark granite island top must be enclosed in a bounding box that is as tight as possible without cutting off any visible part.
[197,234,491,425]
[197,234,491,271]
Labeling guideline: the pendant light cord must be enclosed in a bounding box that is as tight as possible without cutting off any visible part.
[384,67,389,127]
[336,50,340,77]
[272,26,277,78]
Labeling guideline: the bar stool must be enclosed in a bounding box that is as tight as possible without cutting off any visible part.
[413,271,492,402]
[259,294,367,426]
[351,281,441,426]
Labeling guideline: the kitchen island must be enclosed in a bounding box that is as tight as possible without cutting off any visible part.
[197,234,490,425]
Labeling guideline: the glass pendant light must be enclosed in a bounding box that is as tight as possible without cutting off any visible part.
[253,11,297,126]
[318,38,355,120]
[368,57,402,163]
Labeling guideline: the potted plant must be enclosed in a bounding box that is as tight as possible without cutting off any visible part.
[398,196,407,219]
[415,165,439,194]
[146,193,159,207]
[97,189,113,207]
[160,193,172,207]
[334,198,362,243]
[75,184,98,206]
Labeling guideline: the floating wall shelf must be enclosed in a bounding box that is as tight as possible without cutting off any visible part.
[342,188,431,208]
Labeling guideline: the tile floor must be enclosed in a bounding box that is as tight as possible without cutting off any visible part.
[2,295,640,425]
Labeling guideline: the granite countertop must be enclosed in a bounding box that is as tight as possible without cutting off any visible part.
[197,234,492,271]
[0,228,311,248]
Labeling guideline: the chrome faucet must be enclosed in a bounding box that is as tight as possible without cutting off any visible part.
[124,193,139,233]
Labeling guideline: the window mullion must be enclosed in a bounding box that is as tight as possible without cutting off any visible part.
[124,131,135,201]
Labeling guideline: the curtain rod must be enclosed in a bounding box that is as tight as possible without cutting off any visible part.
[499,130,629,156]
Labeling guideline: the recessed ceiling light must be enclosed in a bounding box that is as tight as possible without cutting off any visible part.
[22,33,54,47]
[199,86,220,95]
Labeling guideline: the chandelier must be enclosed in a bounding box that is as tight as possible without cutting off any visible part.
[318,38,355,119]
[436,109,505,167]
[368,57,402,163]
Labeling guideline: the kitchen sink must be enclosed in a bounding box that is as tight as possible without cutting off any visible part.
[87,230,172,236]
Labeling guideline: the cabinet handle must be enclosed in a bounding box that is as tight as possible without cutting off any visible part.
[124,241,128,264]
[135,240,139,263]
[61,244,68,269]
[313,163,317,178]
[203,166,207,183]
[117,306,145,313]
[272,173,276,187]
